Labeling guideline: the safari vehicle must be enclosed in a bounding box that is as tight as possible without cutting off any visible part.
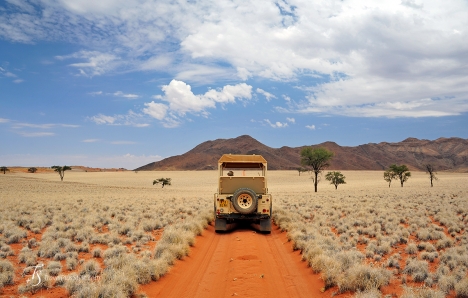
[214,154,272,233]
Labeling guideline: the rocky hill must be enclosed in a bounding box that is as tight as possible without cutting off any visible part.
[135,135,468,172]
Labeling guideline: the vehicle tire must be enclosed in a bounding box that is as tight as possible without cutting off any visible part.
[232,188,258,214]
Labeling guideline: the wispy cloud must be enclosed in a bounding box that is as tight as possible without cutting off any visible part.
[256,88,277,101]
[56,51,121,77]
[16,132,55,137]
[82,139,100,143]
[305,125,316,130]
[113,91,139,99]
[88,111,149,127]
[265,119,288,128]
[12,123,80,129]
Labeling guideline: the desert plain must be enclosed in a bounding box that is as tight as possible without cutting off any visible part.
[1,170,467,297]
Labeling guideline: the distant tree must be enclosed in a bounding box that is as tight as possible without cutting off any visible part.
[153,178,172,188]
[383,170,397,187]
[1,166,9,174]
[51,165,72,181]
[297,167,308,176]
[325,171,346,190]
[28,167,38,173]
[388,164,411,187]
[300,147,334,192]
[425,164,438,187]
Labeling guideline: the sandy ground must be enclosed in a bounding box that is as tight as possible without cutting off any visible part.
[140,224,327,298]
[1,170,467,297]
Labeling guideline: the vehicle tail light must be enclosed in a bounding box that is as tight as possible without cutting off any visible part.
[217,198,220,201]
[263,209,267,213]
[266,198,269,202]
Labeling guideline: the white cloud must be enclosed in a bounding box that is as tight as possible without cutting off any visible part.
[82,139,99,143]
[89,114,116,125]
[88,111,149,127]
[1,0,468,118]
[148,80,252,121]
[256,88,277,101]
[286,117,295,123]
[265,119,288,128]
[305,125,316,130]
[142,102,168,120]
[13,79,24,83]
[89,91,103,96]
[56,51,120,77]
[0,118,10,123]
[113,91,139,99]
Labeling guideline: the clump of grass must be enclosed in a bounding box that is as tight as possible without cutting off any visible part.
[80,260,101,277]
[405,243,418,255]
[338,264,391,292]
[92,248,102,258]
[38,241,60,258]
[455,277,468,297]
[0,260,15,289]
[4,226,27,244]
[47,261,62,276]
[18,270,51,294]
[403,259,429,282]
[66,257,78,271]
[401,286,445,298]
[19,247,37,265]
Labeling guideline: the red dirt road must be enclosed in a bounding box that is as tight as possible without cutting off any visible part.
[140,224,328,298]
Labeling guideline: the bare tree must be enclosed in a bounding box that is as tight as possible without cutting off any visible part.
[425,164,438,187]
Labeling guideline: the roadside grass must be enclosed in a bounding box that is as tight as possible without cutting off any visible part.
[1,170,466,297]
[0,173,214,297]
[272,172,468,297]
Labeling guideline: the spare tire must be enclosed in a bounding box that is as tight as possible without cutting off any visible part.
[232,188,258,214]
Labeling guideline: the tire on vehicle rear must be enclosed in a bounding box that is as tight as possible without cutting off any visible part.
[232,188,258,214]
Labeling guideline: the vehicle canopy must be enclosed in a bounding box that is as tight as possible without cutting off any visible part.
[218,154,267,169]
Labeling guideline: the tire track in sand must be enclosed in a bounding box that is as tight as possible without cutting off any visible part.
[140,223,328,298]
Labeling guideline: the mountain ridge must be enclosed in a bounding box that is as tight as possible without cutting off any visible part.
[135,135,468,172]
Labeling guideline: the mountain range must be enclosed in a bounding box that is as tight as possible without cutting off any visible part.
[136,135,468,172]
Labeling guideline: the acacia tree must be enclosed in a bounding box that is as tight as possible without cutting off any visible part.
[388,164,411,187]
[28,167,38,173]
[153,178,172,188]
[300,147,334,192]
[325,171,346,190]
[1,166,9,174]
[383,170,396,187]
[425,164,438,187]
[51,165,72,181]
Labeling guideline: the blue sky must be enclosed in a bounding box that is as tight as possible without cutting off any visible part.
[1,0,467,169]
